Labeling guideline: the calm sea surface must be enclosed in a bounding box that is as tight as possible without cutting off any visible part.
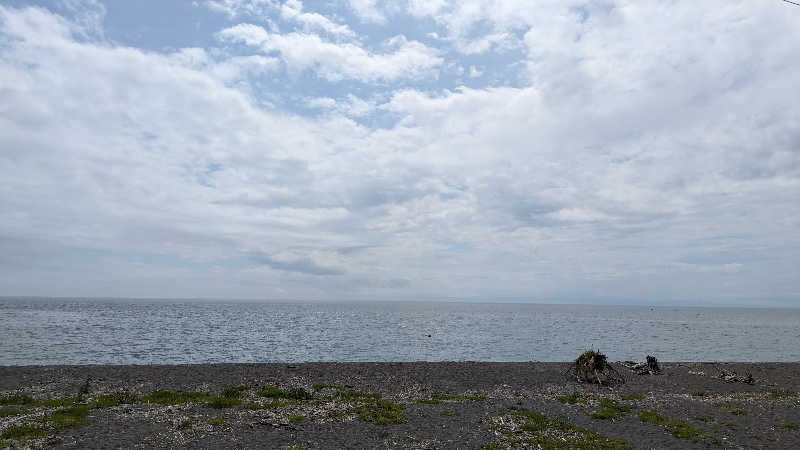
[1,298,799,365]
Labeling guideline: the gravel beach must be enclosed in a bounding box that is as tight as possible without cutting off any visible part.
[1,362,799,449]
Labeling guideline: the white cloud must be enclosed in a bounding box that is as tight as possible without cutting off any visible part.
[204,0,276,18]
[280,0,354,38]
[305,94,374,117]
[347,0,387,24]
[218,24,442,82]
[1,2,799,304]
[169,47,280,84]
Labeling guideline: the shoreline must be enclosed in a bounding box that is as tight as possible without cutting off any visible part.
[2,362,799,448]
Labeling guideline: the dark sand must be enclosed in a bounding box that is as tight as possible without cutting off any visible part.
[1,362,799,449]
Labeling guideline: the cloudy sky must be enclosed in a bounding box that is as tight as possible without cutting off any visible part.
[0,1,798,305]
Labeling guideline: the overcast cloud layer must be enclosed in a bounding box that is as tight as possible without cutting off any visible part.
[1,0,799,305]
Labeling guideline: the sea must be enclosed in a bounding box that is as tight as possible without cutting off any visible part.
[1,298,799,365]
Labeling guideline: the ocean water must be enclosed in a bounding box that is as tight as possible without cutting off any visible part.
[1,298,799,365]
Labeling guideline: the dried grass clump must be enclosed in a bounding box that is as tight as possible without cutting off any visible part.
[565,349,624,385]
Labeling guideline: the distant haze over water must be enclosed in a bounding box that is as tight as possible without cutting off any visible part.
[1,298,798,365]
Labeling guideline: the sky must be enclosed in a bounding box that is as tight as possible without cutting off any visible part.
[0,1,798,306]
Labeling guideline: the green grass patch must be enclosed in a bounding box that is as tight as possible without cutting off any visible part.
[328,410,348,419]
[208,417,225,426]
[489,409,631,449]
[257,387,313,401]
[348,400,405,425]
[42,405,89,429]
[221,385,249,398]
[775,423,799,430]
[415,398,440,405]
[0,424,50,440]
[288,415,305,423]
[206,396,241,409]
[90,392,139,408]
[0,408,29,417]
[729,408,747,415]
[0,395,81,408]
[0,394,34,406]
[141,390,210,405]
[619,393,645,401]
[694,416,713,422]
[557,392,587,404]
[637,410,707,442]
[440,409,457,416]
[590,398,635,420]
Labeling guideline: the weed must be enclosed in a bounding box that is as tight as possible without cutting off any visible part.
[0,408,29,417]
[258,387,313,401]
[729,408,747,415]
[440,409,457,416]
[491,409,631,449]
[637,410,707,442]
[775,423,799,430]
[178,419,193,429]
[483,443,504,450]
[378,430,389,438]
[91,392,139,408]
[619,393,645,401]
[208,417,225,426]
[0,394,34,406]
[348,400,405,425]
[206,396,241,409]
[415,399,440,405]
[141,390,209,405]
[0,425,49,440]
[43,405,89,429]
[312,383,341,391]
[288,415,305,423]
[691,392,706,397]
[33,397,80,408]
[77,377,91,402]
[590,398,634,420]
[748,433,761,440]
[328,410,348,419]
[558,392,586,404]
[221,385,249,398]
[693,416,713,422]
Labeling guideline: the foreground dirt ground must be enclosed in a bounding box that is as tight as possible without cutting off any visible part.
[1,362,799,449]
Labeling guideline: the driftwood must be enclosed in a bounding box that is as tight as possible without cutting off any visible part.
[716,369,754,384]
[622,355,662,375]
[564,349,625,385]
